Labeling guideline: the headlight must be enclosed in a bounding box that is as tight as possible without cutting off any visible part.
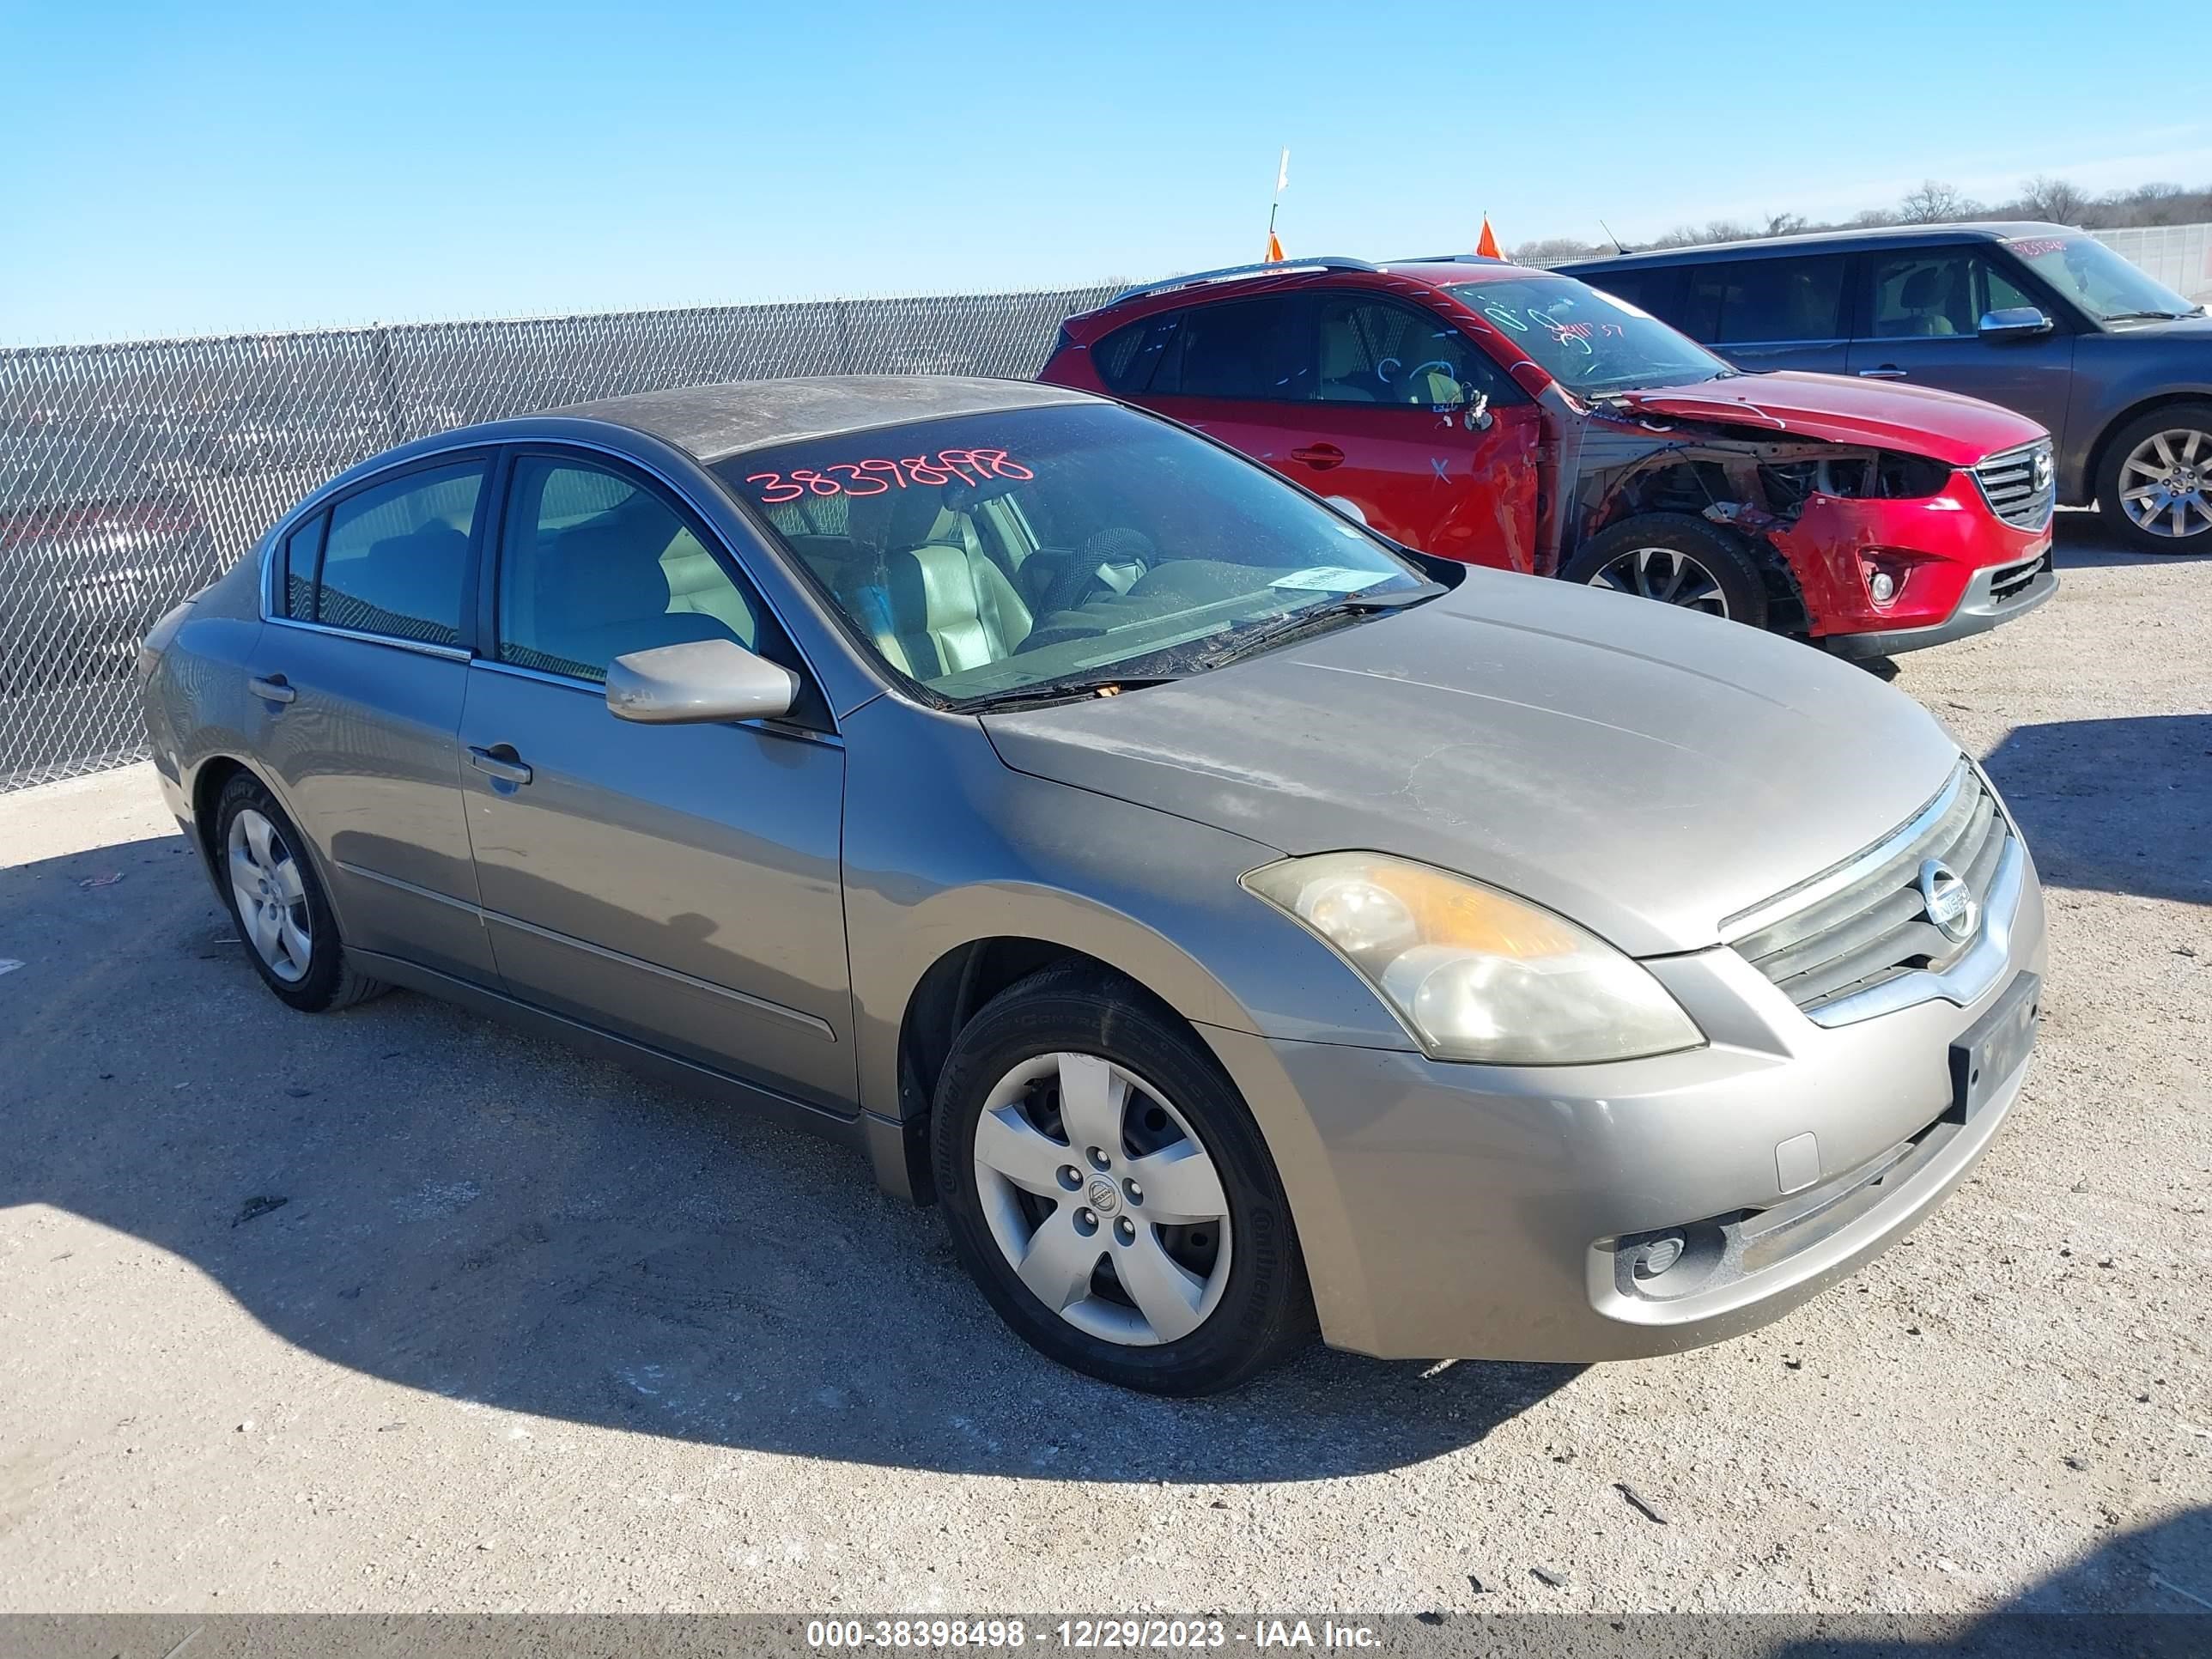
[1242,852,1703,1065]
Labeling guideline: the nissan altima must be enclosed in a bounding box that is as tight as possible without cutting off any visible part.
[138,375,2045,1394]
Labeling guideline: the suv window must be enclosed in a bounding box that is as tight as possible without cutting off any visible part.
[1868,252,2036,338]
[1146,297,1311,400]
[1683,255,1850,343]
[495,455,763,683]
[1310,295,1512,406]
[279,513,325,619]
[310,461,483,646]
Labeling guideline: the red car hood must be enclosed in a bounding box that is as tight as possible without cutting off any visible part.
[1608,371,2046,465]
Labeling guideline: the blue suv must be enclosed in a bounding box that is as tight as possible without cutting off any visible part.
[1560,222,2212,553]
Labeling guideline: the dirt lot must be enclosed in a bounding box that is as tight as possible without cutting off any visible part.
[1,512,2206,1620]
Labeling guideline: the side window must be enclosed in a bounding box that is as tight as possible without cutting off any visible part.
[1093,317,1164,394]
[1147,297,1311,401]
[495,456,763,683]
[312,461,483,646]
[279,513,325,619]
[1868,252,2029,338]
[1581,268,1662,319]
[1311,296,1515,407]
[1686,256,1849,344]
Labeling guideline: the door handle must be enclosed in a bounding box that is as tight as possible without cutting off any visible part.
[1857,366,1908,380]
[247,675,296,705]
[1288,443,1346,471]
[468,745,533,786]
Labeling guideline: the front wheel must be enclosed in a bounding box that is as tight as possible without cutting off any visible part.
[1561,513,1771,629]
[2097,404,2212,552]
[931,964,1313,1395]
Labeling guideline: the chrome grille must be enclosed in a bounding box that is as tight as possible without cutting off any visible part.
[1725,764,2013,1015]
[1972,441,2057,530]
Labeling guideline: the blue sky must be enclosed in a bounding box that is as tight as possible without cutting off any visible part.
[2,0,2203,343]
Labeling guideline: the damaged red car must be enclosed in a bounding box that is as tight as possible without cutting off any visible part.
[1039,255,2058,655]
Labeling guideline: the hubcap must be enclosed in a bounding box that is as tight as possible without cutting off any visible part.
[227,808,312,983]
[971,1052,1231,1346]
[2119,427,2212,540]
[1589,546,1730,616]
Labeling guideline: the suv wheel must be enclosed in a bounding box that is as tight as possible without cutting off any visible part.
[1562,513,1771,628]
[931,963,1313,1395]
[2099,404,2212,551]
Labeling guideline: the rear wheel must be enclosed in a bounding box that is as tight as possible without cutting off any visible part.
[1562,513,1770,629]
[931,963,1313,1395]
[213,773,389,1013]
[2098,404,2212,552]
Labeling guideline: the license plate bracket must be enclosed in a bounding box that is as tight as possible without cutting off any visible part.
[1948,971,2040,1123]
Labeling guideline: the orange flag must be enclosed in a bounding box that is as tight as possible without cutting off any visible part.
[1476,215,1502,259]
[1266,229,1285,264]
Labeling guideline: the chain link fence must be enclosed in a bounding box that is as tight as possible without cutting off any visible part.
[0,285,1119,790]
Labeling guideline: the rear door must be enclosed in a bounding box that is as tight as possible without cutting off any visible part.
[1846,248,2077,445]
[1124,293,1331,487]
[1678,252,1855,376]
[251,454,496,982]
[1298,290,1541,569]
[457,447,855,1114]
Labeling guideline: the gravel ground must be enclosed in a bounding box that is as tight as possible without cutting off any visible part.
[1,511,2205,1620]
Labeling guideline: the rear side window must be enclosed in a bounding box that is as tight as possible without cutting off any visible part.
[310,462,484,646]
[1146,297,1311,401]
[1092,318,1160,394]
[279,514,325,619]
[1578,267,1668,319]
[1868,252,2036,339]
[1310,295,1516,407]
[1683,256,1850,343]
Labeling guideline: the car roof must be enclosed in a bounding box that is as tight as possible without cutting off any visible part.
[552,374,1100,462]
[1556,221,2076,270]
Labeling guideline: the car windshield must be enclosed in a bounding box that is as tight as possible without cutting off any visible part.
[2003,234,2200,323]
[712,404,1431,706]
[1444,276,1734,394]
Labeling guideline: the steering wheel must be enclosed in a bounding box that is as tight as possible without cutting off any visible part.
[1395,358,1463,404]
[1040,526,1157,616]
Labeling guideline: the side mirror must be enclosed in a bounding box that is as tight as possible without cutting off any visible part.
[1979,307,2054,339]
[605,638,799,725]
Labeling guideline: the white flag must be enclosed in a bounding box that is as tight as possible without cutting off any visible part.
[1276,148,1290,196]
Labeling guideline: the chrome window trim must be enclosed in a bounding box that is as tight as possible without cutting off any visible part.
[262,614,471,662]
[1718,761,1969,945]
[256,432,832,717]
[1802,836,2026,1028]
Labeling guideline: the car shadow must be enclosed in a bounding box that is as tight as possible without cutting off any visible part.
[1765,1506,2211,1655]
[2049,507,2211,569]
[1983,715,2211,907]
[0,828,1577,1483]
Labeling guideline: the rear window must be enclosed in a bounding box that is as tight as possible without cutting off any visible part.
[1683,255,1850,343]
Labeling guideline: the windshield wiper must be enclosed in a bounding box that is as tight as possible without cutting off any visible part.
[2101,308,2195,322]
[960,675,1177,713]
[1192,581,1446,670]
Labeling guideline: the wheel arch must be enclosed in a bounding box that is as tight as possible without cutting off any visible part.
[2081,392,2212,506]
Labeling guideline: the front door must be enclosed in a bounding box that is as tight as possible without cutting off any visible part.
[1847,248,2078,447]
[1298,291,1542,571]
[458,450,854,1114]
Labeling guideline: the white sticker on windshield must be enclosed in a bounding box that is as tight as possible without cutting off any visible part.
[1270,566,1379,592]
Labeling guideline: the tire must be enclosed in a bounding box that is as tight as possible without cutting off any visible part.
[212,772,390,1013]
[930,963,1314,1395]
[1562,512,1771,629]
[2096,403,2212,553]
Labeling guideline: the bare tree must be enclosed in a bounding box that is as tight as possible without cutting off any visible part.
[1764,211,1808,237]
[1898,179,1982,223]
[2018,175,2091,226]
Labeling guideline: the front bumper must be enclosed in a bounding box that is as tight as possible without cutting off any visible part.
[1203,847,2047,1363]
[1771,470,2054,647]
[1823,549,2057,660]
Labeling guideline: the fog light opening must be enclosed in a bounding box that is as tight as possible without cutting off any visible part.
[1632,1233,1686,1279]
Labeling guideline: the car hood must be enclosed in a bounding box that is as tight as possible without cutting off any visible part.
[981,574,1962,957]
[1607,370,2048,465]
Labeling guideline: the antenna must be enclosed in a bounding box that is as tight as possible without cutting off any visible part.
[1599,218,1630,254]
